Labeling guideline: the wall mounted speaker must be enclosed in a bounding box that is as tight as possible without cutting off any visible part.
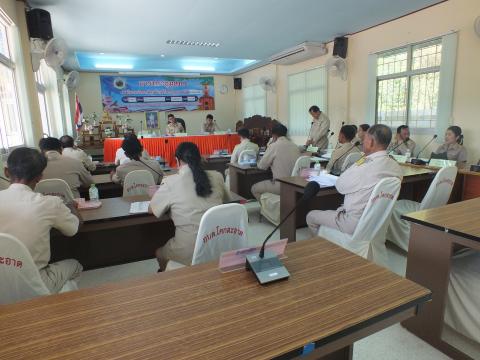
[333,36,348,59]
[234,78,242,90]
[26,9,53,40]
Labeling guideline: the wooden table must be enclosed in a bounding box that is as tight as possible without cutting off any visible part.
[278,166,435,242]
[402,198,480,360]
[228,163,272,199]
[91,162,116,175]
[0,239,430,360]
[203,155,231,178]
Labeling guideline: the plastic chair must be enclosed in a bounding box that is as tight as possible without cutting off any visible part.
[238,149,257,165]
[291,156,312,177]
[387,166,458,251]
[165,204,248,270]
[318,177,401,268]
[341,152,362,173]
[123,170,156,197]
[35,179,75,203]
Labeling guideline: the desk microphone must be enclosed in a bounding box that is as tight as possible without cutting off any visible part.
[246,181,321,285]
[139,159,165,183]
[410,135,438,165]
[388,138,409,155]
[329,141,361,176]
[328,131,335,138]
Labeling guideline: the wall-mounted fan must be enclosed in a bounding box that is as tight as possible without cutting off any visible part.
[326,55,348,81]
[259,76,276,91]
[30,38,67,72]
[64,70,80,89]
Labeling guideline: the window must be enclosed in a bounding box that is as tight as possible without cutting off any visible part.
[376,39,442,130]
[288,66,327,137]
[243,84,266,118]
[0,15,24,151]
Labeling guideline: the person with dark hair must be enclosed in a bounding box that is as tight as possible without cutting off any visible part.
[230,128,259,164]
[356,124,370,144]
[388,125,416,156]
[433,125,467,167]
[111,135,164,184]
[326,125,361,175]
[166,114,184,135]
[306,105,330,150]
[202,114,219,134]
[235,120,244,131]
[114,133,150,166]
[251,123,300,200]
[149,142,230,270]
[307,124,402,235]
[0,147,82,293]
[60,135,96,171]
[40,137,93,198]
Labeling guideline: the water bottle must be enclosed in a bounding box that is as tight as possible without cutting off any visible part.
[89,184,99,201]
[405,150,411,163]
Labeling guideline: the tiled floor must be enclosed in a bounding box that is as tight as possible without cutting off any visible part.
[78,202,453,359]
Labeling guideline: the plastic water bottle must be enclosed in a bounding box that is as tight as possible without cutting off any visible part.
[89,184,99,201]
[405,150,411,163]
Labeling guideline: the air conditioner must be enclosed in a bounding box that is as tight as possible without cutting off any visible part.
[269,42,328,65]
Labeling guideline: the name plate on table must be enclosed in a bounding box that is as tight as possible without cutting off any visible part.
[307,172,338,187]
[306,145,319,153]
[129,201,150,214]
[173,133,188,137]
[218,239,288,273]
[429,159,457,168]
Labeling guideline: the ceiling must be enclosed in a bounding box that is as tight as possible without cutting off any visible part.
[29,0,445,74]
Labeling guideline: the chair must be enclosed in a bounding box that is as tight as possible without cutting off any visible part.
[341,152,362,173]
[0,233,77,304]
[123,170,156,197]
[35,179,75,203]
[387,166,458,251]
[318,177,401,268]
[238,149,257,165]
[166,204,248,270]
[291,156,312,177]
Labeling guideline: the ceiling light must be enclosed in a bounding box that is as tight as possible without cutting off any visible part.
[99,52,105,55]
[160,54,165,57]
[182,65,215,72]
[94,63,134,70]
[167,40,220,47]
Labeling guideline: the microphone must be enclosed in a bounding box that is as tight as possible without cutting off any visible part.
[246,181,321,285]
[138,159,165,183]
[388,138,409,155]
[410,135,438,165]
[328,131,335,138]
[329,141,361,176]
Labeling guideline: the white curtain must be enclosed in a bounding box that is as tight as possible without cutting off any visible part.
[243,84,266,118]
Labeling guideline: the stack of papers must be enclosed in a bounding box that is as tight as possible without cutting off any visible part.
[129,201,150,214]
[307,173,338,187]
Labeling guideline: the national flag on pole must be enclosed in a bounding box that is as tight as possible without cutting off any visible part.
[74,94,83,131]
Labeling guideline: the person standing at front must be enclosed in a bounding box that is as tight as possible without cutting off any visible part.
[305,105,330,150]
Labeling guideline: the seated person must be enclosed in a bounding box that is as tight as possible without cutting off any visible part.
[166,114,185,135]
[149,142,230,270]
[325,125,361,175]
[356,124,370,145]
[251,123,300,201]
[388,125,416,156]
[39,137,94,198]
[433,126,467,168]
[307,124,403,235]
[111,135,164,185]
[235,120,244,132]
[230,128,259,164]
[60,135,96,171]
[115,133,150,166]
[202,114,219,134]
[0,148,82,293]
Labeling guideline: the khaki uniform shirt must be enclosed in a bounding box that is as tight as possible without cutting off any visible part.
[62,147,96,171]
[115,148,150,166]
[231,139,259,164]
[166,122,184,135]
[308,112,330,150]
[202,121,218,133]
[326,142,361,174]
[43,151,94,198]
[0,184,79,270]
[150,166,230,265]
[434,143,467,164]
[112,159,164,185]
[388,138,416,156]
[257,136,300,179]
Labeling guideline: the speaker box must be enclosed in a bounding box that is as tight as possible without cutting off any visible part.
[234,78,242,90]
[26,9,53,40]
[333,36,348,59]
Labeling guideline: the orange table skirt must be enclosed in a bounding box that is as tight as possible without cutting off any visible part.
[104,134,240,167]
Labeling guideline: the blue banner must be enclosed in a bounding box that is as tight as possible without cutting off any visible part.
[100,75,215,112]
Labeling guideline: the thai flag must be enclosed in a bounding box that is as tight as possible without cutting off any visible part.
[74,94,83,131]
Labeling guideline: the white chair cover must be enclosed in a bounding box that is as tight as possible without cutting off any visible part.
[291,156,312,177]
[387,166,458,251]
[123,170,156,197]
[341,152,362,173]
[318,177,401,268]
[166,204,248,270]
[35,178,75,203]
[0,233,50,304]
[238,149,257,165]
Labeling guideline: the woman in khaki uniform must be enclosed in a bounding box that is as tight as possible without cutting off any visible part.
[433,126,468,168]
[149,142,230,270]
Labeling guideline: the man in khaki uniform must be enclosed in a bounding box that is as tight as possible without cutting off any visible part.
[0,148,82,293]
[230,128,259,164]
[326,125,361,175]
[251,124,300,201]
[60,135,96,171]
[388,125,416,156]
[166,114,185,135]
[307,124,403,235]
[305,105,330,150]
[202,114,219,134]
[40,137,94,198]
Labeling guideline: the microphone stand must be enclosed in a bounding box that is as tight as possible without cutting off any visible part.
[410,135,438,166]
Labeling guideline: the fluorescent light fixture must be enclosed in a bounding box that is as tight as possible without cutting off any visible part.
[94,63,133,70]
[182,65,215,72]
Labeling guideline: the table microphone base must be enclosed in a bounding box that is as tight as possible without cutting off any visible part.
[245,251,290,285]
[410,158,427,166]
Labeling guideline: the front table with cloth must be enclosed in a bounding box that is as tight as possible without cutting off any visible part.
[0,238,430,360]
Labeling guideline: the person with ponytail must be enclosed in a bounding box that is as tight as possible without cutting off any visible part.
[149,142,230,270]
[433,125,467,168]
